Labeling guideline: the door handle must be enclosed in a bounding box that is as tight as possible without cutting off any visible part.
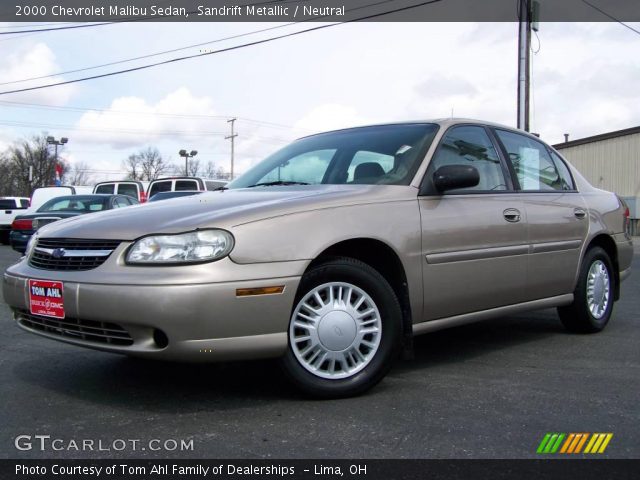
[574,208,586,219]
[503,208,521,223]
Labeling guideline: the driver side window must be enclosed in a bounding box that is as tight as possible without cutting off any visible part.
[429,126,507,192]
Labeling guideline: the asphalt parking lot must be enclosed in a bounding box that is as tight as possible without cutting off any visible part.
[0,244,638,459]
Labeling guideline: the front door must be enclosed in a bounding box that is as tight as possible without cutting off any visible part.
[418,125,528,321]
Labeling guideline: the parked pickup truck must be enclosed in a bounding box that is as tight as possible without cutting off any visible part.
[0,197,29,244]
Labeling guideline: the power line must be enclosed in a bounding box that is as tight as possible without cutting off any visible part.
[0,99,309,132]
[0,118,295,143]
[0,0,443,96]
[0,0,393,87]
[0,23,299,86]
[580,0,640,36]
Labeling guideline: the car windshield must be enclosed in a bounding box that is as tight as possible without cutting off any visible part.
[228,124,439,189]
[38,196,107,212]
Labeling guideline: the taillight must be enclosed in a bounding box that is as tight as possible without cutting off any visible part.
[623,206,630,236]
[140,191,147,203]
[618,196,631,237]
[12,219,33,230]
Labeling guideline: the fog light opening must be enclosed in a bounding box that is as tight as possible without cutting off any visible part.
[153,329,169,349]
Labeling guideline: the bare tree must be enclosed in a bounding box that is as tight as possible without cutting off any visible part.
[0,134,68,196]
[203,160,228,179]
[123,154,142,181]
[64,161,92,185]
[123,147,173,181]
[187,158,201,177]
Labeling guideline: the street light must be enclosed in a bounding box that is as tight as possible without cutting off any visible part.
[179,149,198,176]
[47,136,68,185]
[47,136,68,162]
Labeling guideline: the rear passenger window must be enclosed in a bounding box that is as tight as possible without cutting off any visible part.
[175,180,198,191]
[113,197,129,208]
[20,199,29,208]
[95,184,115,194]
[149,181,171,197]
[495,130,568,191]
[550,151,576,190]
[117,184,138,199]
[428,126,507,192]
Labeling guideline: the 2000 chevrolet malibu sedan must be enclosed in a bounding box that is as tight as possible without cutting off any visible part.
[3,119,633,397]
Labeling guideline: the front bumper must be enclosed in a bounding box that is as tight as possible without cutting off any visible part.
[3,256,305,362]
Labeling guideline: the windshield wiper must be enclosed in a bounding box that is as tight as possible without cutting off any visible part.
[246,181,310,188]
[213,186,228,191]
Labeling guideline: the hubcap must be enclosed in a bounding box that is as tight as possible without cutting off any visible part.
[586,260,610,319]
[289,282,382,379]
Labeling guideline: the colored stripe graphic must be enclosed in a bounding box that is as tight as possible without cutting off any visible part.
[585,433,614,453]
[537,433,565,453]
[538,433,613,454]
[537,433,552,454]
[574,433,589,453]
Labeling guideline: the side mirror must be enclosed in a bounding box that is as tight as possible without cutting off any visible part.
[433,165,480,192]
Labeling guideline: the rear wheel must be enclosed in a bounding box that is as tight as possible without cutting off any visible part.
[558,246,615,333]
[281,257,402,398]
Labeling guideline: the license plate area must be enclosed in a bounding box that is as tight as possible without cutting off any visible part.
[28,279,64,319]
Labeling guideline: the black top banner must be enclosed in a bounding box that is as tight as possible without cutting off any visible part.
[2,0,640,23]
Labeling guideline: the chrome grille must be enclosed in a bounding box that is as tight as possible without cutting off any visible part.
[29,238,121,271]
[17,310,133,346]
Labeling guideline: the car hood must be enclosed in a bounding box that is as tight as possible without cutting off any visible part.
[38,185,417,240]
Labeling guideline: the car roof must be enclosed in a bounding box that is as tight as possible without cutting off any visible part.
[296,118,543,142]
[43,194,120,201]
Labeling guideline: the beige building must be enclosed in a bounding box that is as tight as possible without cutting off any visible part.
[554,126,640,235]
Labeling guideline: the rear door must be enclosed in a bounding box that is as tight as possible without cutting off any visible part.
[493,129,588,300]
[148,180,172,198]
[116,182,140,200]
[94,183,115,194]
[418,125,528,321]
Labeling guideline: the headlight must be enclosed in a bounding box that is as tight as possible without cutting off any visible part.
[24,233,38,258]
[126,229,234,264]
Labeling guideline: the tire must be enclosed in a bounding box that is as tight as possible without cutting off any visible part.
[558,246,615,333]
[281,257,402,398]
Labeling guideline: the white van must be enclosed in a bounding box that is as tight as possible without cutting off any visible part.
[147,177,227,200]
[93,180,149,203]
[29,186,75,211]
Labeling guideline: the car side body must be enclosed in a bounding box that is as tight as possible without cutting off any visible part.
[2,119,633,397]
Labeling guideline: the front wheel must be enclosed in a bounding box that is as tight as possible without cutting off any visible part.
[558,246,615,333]
[281,257,402,398]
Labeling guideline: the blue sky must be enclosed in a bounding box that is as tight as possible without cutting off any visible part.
[0,21,638,182]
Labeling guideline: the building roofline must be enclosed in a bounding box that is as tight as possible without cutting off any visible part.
[554,125,640,149]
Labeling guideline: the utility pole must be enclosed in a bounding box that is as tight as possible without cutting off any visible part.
[517,0,531,132]
[225,118,238,180]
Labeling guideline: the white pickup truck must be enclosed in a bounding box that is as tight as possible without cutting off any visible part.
[0,197,29,244]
